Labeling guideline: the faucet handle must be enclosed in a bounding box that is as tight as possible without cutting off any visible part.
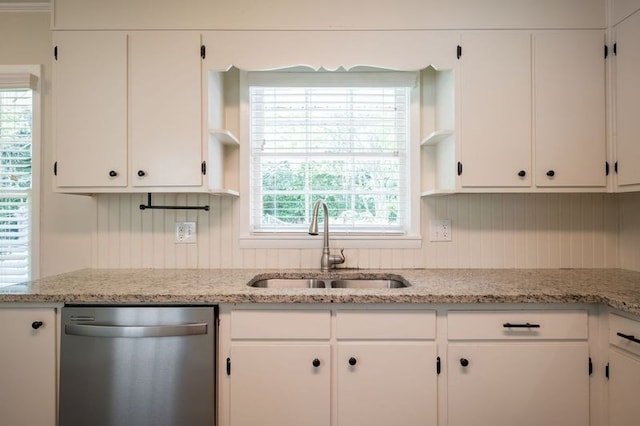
[329,248,346,268]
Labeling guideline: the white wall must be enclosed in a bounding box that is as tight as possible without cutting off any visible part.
[0,12,94,278]
[6,2,636,273]
[94,193,619,269]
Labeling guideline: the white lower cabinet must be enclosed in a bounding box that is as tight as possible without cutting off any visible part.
[229,343,330,426]
[0,308,56,426]
[225,308,437,426]
[608,313,640,426]
[337,343,437,426]
[448,343,589,426]
[447,310,589,426]
[221,306,612,426]
[609,349,640,426]
[335,309,438,426]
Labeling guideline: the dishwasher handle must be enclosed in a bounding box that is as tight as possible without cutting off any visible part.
[65,322,208,338]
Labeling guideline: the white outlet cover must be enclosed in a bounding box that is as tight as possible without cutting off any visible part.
[175,221,197,244]
[429,219,452,242]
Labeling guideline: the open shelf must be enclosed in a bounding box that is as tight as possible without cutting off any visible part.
[209,188,240,196]
[420,189,457,197]
[209,128,240,146]
[421,130,454,146]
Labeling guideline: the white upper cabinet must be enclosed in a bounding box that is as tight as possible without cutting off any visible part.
[53,31,127,188]
[129,32,203,188]
[534,30,606,188]
[614,11,640,189]
[459,32,532,188]
[53,31,223,194]
[424,30,608,195]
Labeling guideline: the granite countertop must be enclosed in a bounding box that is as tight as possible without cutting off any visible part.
[2,268,640,315]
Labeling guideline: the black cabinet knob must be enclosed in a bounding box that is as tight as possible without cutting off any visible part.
[109,170,118,177]
[348,357,357,366]
[312,358,320,368]
[137,170,146,177]
[31,321,43,330]
[460,358,469,367]
[546,170,555,177]
[518,170,526,177]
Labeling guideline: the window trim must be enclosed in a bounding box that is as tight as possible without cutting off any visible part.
[238,69,421,249]
[0,65,41,285]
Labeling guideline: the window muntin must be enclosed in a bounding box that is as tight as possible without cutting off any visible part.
[248,72,415,235]
[0,88,32,287]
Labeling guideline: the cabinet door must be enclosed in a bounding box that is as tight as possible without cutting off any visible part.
[53,31,127,188]
[337,343,437,426]
[609,348,640,426]
[448,343,589,426]
[0,309,56,426]
[459,32,532,188]
[229,344,330,426]
[615,11,640,187]
[129,32,203,188]
[534,31,606,188]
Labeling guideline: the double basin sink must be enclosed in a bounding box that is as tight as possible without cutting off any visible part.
[249,277,409,289]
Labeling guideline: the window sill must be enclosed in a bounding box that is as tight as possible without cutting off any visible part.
[239,234,422,249]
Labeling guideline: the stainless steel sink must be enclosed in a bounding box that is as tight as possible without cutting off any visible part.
[331,279,408,288]
[250,278,329,288]
[248,277,409,289]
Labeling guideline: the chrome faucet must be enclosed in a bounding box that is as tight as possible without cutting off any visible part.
[308,199,345,271]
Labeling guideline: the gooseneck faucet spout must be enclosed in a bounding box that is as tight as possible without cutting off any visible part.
[309,199,345,271]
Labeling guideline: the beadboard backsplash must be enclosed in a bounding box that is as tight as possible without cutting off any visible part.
[93,193,619,269]
[620,192,640,271]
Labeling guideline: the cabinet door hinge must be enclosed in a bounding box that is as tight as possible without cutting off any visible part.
[201,45,206,60]
[604,45,609,59]
[226,357,231,376]
[457,161,463,176]
[54,46,58,61]
[606,161,610,176]
[457,45,462,60]
[201,161,207,175]
[589,357,593,376]
[613,42,617,56]
[53,161,58,176]
[605,362,609,379]
[436,356,441,375]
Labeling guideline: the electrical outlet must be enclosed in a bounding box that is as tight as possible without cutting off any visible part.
[175,222,197,244]
[429,219,452,242]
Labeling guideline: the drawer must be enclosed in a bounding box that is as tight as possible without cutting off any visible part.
[231,310,330,340]
[336,310,436,340]
[610,314,640,357]
[448,310,588,340]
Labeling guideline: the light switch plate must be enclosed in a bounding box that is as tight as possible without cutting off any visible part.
[175,221,197,244]
[429,219,452,242]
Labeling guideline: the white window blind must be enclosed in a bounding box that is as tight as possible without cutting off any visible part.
[0,88,32,287]
[249,72,415,235]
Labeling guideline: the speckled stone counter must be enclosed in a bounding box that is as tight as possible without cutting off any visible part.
[2,268,640,315]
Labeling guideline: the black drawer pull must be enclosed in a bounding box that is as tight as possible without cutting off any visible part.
[503,322,541,328]
[617,332,640,344]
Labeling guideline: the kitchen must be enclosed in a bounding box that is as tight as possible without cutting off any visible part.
[1,0,640,425]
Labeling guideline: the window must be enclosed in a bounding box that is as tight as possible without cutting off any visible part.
[242,71,420,247]
[0,68,39,288]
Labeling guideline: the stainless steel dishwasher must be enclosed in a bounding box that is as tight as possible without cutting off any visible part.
[59,306,216,426]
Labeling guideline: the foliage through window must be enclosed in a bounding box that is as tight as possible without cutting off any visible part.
[249,71,415,235]
[0,88,32,287]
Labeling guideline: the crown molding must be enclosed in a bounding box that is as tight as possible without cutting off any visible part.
[0,2,50,13]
